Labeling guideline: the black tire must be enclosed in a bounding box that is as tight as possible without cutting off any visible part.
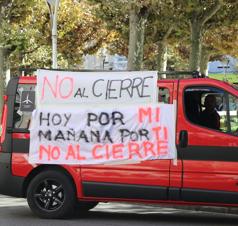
[76,201,98,212]
[27,170,76,219]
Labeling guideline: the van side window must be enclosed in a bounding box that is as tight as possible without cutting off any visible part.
[13,84,36,129]
[184,86,238,135]
[158,87,170,103]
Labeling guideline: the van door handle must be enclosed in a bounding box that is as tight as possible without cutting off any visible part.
[179,130,188,148]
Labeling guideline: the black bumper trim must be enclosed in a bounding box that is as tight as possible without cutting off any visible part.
[182,188,238,204]
[82,181,168,200]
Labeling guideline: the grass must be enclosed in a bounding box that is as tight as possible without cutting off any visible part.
[209,73,238,83]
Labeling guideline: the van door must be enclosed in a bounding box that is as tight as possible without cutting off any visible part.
[81,82,174,201]
[177,79,238,204]
[11,83,35,152]
[0,78,30,197]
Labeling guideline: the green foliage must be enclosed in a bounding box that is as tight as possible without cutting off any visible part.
[86,0,189,69]
[202,1,238,58]
[0,0,238,72]
[0,0,109,69]
[86,0,130,56]
[209,73,238,83]
[56,0,109,67]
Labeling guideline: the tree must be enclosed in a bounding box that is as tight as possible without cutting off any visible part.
[86,0,147,70]
[87,0,178,71]
[127,2,148,70]
[0,0,36,116]
[144,1,183,72]
[86,0,130,57]
[199,1,238,75]
[175,0,223,71]
[62,0,238,74]
[57,0,109,67]
[0,0,109,116]
[8,0,109,69]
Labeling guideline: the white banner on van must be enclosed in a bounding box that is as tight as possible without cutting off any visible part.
[29,103,176,165]
[36,69,158,106]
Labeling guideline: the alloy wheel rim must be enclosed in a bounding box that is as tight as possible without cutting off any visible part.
[33,179,65,211]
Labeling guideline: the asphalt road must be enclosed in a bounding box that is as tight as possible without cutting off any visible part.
[0,195,238,226]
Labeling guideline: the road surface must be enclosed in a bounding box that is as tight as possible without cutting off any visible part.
[0,195,237,226]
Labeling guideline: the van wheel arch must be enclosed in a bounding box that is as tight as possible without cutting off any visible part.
[27,169,76,218]
[22,165,76,198]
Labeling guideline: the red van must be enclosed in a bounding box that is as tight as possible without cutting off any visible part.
[0,73,237,219]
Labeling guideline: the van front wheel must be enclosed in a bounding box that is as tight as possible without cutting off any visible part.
[27,170,76,219]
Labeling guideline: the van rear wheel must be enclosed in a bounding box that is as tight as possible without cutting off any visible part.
[27,170,76,219]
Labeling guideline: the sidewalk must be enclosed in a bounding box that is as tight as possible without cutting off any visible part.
[0,195,26,207]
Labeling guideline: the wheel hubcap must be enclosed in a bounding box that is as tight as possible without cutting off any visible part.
[34,179,64,211]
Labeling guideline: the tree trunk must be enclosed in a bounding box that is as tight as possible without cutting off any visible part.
[200,46,211,77]
[127,4,147,70]
[157,41,168,79]
[189,1,222,72]
[157,41,168,72]
[0,47,8,119]
[189,20,202,71]
[156,27,173,78]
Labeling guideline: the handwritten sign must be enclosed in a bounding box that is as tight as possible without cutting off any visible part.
[37,69,158,106]
[29,104,176,165]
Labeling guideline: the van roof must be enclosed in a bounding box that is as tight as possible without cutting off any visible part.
[17,75,232,87]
